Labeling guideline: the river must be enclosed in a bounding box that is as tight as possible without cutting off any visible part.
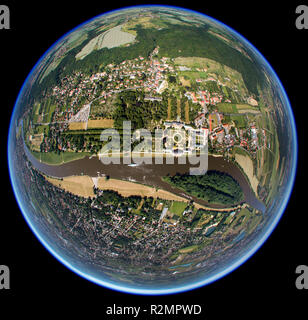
[24,142,265,212]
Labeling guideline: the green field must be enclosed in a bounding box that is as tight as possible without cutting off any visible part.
[34,102,41,114]
[40,98,57,123]
[217,103,259,115]
[31,102,41,124]
[236,104,260,112]
[169,201,187,216]
[31,151,91,165]
[217,103,238,113]
[230,114,247,128]
[178,70,208,81]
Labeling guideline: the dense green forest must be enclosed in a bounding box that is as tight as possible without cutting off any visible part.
[163,170,244,206]
[32,24,264,99]
[113,90,168,130]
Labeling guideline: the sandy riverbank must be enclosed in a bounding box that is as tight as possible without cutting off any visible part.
[45,175,242,212]
[235,154,259,196]
[46,175,96,198]
[46,175,188,202]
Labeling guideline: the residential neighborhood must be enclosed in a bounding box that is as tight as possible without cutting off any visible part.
[26,46,265,162]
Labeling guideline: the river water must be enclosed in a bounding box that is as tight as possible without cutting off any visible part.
[24,143,265,212]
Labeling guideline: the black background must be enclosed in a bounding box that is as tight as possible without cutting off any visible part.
[0,0,307,317]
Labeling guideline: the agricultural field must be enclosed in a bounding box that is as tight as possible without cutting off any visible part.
[174,56,248,96]
[175,56,221,71]
[217,103,238,113]
[236,104,260,114]
[42,99,57,123]
[217,103,260,115]
[87,119,114,129]
[103,25,136,49]
[121,14,188,35]
[75,31,108,60]
[32,102,41,123]
[257,147,274,184]
[68,122,87,130]
[122,16,166,34]
[263,137,280,203]
[95,22,118,34]
[254,106,281,203]
[31,98,57,124]
[76,25,136,60]
[178,71,208,81]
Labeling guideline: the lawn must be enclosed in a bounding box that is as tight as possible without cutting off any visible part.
[217,103,238,113]
[169,201,187,216]
[31,151,90,165]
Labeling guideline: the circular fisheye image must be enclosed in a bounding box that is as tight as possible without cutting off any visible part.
[8,5,297,295]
